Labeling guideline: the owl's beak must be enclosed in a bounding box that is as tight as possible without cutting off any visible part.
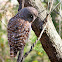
[31,17,36,24]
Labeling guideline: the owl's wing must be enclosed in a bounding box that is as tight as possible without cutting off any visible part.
[7,17,31,57]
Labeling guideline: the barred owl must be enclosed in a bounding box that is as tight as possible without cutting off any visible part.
[7,7,38,57]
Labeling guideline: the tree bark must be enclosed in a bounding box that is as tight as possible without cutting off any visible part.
[17,0,62,62]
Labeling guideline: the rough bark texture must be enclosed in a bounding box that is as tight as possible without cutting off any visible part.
[17,0,62,62]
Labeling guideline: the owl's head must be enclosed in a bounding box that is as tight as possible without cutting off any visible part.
[18,7,38,23]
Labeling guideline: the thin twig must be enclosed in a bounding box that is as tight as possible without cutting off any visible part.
[0,20,7,27]
[38,9,46,14]
[59,0,62,36]
[22,0,25,9]
[49,0,54,12]
[49,1,62,14]
[53,10,62,18]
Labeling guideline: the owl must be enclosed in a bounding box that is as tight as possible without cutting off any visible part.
[7,7,38,57]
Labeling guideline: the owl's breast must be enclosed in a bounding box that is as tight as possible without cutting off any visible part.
[8,19,31,50]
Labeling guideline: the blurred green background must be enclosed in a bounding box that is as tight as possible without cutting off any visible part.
[0,0,62,62]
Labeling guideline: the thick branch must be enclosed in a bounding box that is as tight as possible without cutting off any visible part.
[17,0,62,62]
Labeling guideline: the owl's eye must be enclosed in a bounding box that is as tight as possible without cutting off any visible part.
[30,15,33,19]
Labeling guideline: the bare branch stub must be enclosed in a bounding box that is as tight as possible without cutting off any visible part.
[17,0,23,11]
[18,0,32,11]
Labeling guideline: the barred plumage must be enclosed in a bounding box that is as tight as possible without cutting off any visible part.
[8,18,31,57]
[7,7,38,57]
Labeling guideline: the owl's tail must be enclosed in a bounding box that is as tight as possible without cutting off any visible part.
[14,50,18,57]
[10,47,14,57]
[10,47,18,57]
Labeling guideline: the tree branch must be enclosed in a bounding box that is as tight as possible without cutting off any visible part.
[17,0,62,62]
